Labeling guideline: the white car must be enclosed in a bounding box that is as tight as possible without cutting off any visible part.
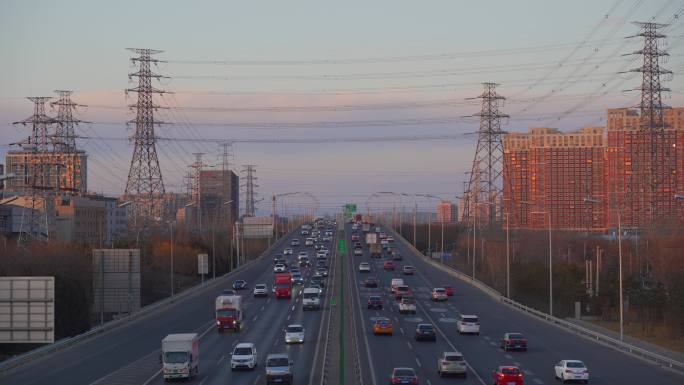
[273,264,286,273]
[230,342,257,371]
[431,288,447,301]
[298,251,308,259]
[456,315,480,335]
[284,324,305,344]
[316,250,327,258]
[358,262,371,272]
[253,283,268,297]
[283,248,293,255]
[554,360,589,383]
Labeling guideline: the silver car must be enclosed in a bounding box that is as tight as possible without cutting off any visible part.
[265,353,293,384]
[438,351,467,377]
[284,324,305,344]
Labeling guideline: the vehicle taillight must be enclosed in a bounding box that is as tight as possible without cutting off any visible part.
[410,378,417,384]
[391,378,401,384]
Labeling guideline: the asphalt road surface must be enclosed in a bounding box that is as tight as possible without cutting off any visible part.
[348,222,683,385]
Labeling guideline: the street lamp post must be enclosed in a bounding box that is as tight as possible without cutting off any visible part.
[584,196,623,340]
[168,220,175,297]
[531,211,552,316]
[505,211,510,298]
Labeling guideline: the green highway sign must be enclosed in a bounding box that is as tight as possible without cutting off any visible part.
[338,239,346,253]
[343,203,357,217]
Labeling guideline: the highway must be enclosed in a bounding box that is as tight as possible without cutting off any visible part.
[348,222,683,385]
[1,226,336,385]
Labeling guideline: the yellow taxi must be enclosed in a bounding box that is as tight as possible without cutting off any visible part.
[373,317,394,335]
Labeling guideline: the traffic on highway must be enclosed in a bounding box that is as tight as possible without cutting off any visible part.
[2,216,683,385]
[347,217,682,385]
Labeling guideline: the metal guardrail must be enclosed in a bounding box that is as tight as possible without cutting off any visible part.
[0,231,294,375]
[385,225,684,374]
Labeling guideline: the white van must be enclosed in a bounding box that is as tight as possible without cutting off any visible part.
[302,287,321,310]
[390,278,405,293]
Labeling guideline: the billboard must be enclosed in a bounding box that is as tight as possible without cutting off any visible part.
[92,249,141,316]
[242,216,273,238]
[198,254,209,275]
[0,277,54,343]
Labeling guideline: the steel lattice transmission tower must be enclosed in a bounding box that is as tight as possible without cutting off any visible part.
[462,83,508,225]
[50,90,82,152]
[124,48,167,226]
[242,165,258,217]
[51,90,87,193]
[625,22,673,224]
[12,97,58,245]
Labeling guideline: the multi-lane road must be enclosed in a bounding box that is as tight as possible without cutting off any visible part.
[2,219,683,385]
[1,226,336,385]
[347,222,683,385]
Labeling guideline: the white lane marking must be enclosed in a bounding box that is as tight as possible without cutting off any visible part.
[483,335,491,340]
[292,305,296,311]
[199,378,206,385]
[415,357,422,367]
[142,369,162,385]
[400,327,405,335]
[267,298,271,303]
[351,251,379,385]
[412,299,487,385]
[260,306,265,312]
[287,313,291,321]
[426,380,433,385]
[489,341,497,347]
[394,316,399,322]
[253,374,262,385]
[252,315,259,322]
[505,354,513,360]
[514,361,522,367]
[406,341,413,349]
[217,355,225,365]
[533,379,543,384]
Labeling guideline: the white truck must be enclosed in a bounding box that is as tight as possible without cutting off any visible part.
[398,297,417,314]
[161,333,199,381]
[302,287,321,310]
[215,295,243,332]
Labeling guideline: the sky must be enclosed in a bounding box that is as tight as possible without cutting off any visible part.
[1,0,683,215]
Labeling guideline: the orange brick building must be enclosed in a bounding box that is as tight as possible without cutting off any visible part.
[503,126,607,230]
[606,107,684,228]
[503,108,684,231]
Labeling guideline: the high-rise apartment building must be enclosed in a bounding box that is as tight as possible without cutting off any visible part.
[606,107,684,228]
[436,201,457,223]
[4,150,87,194]
[503,126,607,230]
[197,170,239,229]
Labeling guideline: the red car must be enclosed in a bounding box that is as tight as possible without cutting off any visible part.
[390,367,418,384]
[443,285,454,296]
[492,366,523,385]
[383,261,395,270]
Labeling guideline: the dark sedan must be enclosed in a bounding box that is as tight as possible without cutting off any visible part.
[367,295,384,310]
[415,323,437,341]
[363,277,379,288]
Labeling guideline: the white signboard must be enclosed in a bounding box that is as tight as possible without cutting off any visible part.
[92,249,141,316]
[0,277,55,343]
[198,254,209,275]
[243,216,274,238]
